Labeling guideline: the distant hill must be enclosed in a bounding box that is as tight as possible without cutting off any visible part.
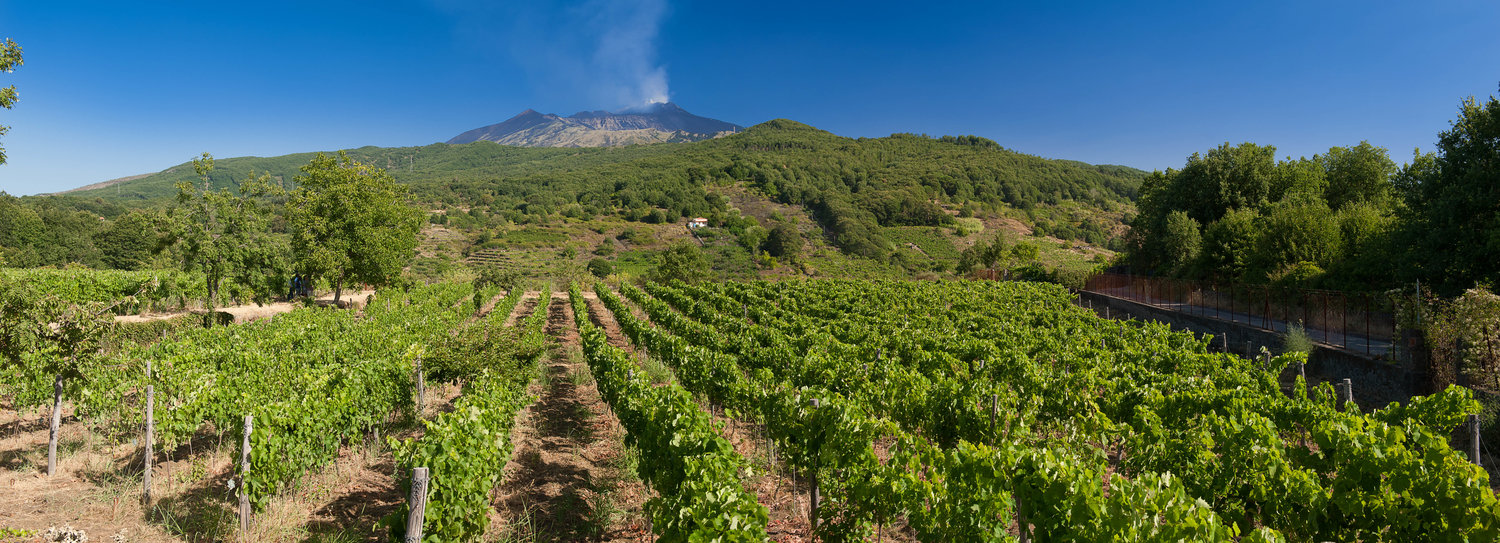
[55,118,1145,269]
[447,102,743,147]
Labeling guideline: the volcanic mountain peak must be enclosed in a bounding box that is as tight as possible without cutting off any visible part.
[446,102,742,147]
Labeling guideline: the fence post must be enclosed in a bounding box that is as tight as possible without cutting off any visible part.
[1468,415,1483,467]
[1264,287,1271,330]
[415,356,425,418]
[405,467,430,543]
[143,385,154,506]
[1339,378,1353,409]
[1365,294,1372,357]
[1341,292,1348,350]
[809,397,821,533]
[239,415,252,538]
[810,467,821,533]
[1017,494,1030,543]
[990,393,999,436]
[47,373,63,477]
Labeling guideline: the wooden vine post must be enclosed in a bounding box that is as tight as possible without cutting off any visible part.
[1017,493,1030,543]
[47,373,63,476]
[809,397,821,534]
[405,467,430,543]
[1469,414,1482,467]
[1339,378,1353,409]
[415,355,425,417]
[239,414,252,538]
[990,393,999,436]
[143,384,154,505]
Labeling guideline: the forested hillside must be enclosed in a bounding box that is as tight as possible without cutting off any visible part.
[8,119,1143,278]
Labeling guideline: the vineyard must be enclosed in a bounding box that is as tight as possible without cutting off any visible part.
[578,279,1499,541]
[0,268,208,315]
[0,277,1496,541]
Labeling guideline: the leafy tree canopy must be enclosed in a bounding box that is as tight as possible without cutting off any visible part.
[288,151,422,302]
[166,153,286,308]
[0,37,21,164]
[651,242,710,285]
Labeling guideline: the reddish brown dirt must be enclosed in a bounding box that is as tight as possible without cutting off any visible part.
[503,292,542,328]
[491,293,650,542]
[0,403,178,543]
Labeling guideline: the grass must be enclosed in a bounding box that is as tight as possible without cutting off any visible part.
[885,225,962,262]
[637,354,676,385]
[567,363,594,388]
[1284,321,1316,353]
[494,504,540,543]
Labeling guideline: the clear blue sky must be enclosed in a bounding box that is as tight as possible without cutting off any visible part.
[0,1,1496,195]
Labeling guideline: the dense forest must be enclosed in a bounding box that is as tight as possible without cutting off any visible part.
[3,119,1145,271]
[1126,87,1500,296]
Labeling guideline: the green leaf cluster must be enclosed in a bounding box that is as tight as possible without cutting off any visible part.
[569,283,769,542]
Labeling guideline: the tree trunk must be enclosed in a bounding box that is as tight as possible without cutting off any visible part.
[48,374,62,476]
[206,278,219,327]
[334,278,342,305]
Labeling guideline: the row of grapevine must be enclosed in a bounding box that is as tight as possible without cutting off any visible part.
[699,280,1500,540]
[597,282,1271,541]
[385,285,549,541]
[1,267,208,314]
[568,284,769,542]
[83,282,476,509]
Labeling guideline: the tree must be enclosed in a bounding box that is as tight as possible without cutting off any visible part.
[1249,196,1340,279]
[651,243,710,285]
[1320,141,1396,210]
[0,281,114,476]
[95,210,158,270]
[169,153,285,313]
[587,257,614,278]
[1009,241,1040,265]
[763,223,802,262]
[0,38,22,164]
[288,152,422,303]
[1199,208,1259,280]
[1158,211,1201,275]
[1399,88,1500,293]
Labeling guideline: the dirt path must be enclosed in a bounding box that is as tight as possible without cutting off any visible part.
[491,292,649,542]
[113,289,377,325]
[503,291,541,328]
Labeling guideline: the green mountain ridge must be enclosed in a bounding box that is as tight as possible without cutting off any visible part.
[63,119,1144,207]
[13,118,1145,280]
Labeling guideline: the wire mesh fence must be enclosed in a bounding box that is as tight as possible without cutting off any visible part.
[1081,273,1396,357]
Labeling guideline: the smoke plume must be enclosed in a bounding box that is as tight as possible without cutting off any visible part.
[436,0,671,108]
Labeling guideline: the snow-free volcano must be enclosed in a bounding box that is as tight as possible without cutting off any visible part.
[446,102,743,147]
